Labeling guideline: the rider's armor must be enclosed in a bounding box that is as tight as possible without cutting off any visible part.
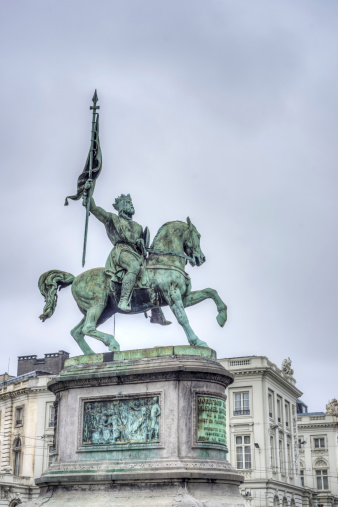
[104,213,144,312]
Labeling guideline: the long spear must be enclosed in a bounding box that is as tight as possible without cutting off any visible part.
[82,90,100,267]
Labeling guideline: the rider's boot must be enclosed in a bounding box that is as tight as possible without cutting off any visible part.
[118,272,137,312]
[150,307,172,326]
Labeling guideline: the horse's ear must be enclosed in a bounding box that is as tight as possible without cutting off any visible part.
[187,217,192,227]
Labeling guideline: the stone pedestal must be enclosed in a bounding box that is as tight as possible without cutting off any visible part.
[23,346,245,506]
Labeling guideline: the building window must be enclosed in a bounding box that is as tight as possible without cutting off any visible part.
[300,469,305,486]
[277,397,282,423]
[287,439,292,475]
[268,392,274,419]
[316,470,329,490]
[234,392,250,415]
[314,437,325,449]
[279,439,284,474]
[285,402,290,427]
[15,407,23,426]
[235,435,251,469]
[13,437,21,476]
[49,405,55,427]
[270,436,275,468]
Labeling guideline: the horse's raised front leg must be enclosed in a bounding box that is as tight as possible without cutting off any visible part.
[183,288,227,327]
[70,317,95,355]
[82,304,120,352]
[166,287,209,348]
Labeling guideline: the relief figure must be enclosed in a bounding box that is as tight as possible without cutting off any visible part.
[82,396,160,445]
[150,397,161,441]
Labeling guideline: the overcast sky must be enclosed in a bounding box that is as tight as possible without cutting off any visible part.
[1,0,337,411]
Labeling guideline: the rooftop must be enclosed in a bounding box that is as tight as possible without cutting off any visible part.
[219,355,301,395]
[0,370,55,387]
[298,412,325,416]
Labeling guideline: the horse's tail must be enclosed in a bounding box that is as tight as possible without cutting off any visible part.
[38,270,75,322]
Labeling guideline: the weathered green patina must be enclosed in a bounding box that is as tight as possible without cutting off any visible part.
[38,218,227,354]
[64,345,217,368]
[197,396,227,447]
[38,92,228,355]
[82,396,161,446]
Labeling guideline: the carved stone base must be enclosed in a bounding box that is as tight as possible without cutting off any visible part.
[22,346,245,506]
[22,481,243,506]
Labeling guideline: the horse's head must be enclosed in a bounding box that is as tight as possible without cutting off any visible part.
[184,217,206,267]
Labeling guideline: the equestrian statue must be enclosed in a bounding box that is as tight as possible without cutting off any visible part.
[38,91,227,355]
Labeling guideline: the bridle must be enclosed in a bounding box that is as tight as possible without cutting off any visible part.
[146,248,194,263]
[146,226,197,264]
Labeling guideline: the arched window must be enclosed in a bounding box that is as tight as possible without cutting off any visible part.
[314,459,329,490]
[283,497,288,507]
[13,437,21,476]
[274,495,280,507]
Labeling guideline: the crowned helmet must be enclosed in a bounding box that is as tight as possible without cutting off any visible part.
[113,193,133,212]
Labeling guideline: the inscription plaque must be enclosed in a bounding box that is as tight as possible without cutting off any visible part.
[82,396,161,446]
[197,396,226,446]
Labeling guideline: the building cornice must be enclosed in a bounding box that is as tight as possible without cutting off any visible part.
[0,388,28,400]
[297,421,338,429]
[230,367,302,398]
[0,383,50,400]
[238,477,310,494]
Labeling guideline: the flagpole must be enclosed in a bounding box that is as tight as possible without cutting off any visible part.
[82,90,100,267]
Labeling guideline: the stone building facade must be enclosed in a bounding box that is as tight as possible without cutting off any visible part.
[297,399,338,507]
[0,352,68,506]
[219,356,318,507]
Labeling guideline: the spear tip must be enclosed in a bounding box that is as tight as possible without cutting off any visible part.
[92,89,99,104]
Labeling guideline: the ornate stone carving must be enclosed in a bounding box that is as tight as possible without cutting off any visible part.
[82,396,161,446]
[326,398,338,416]
[281,357,294,378]
[314,459,328,467]
[1,466,12,474]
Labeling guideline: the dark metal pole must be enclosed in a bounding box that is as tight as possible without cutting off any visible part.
[82,90,100,267]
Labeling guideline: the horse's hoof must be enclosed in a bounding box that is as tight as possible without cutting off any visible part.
[191,339,209,348]
[217,311,227,327]
[197,340,209,348]
[109,344,120,352]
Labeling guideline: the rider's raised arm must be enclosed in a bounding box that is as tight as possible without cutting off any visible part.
[88,196,110,225]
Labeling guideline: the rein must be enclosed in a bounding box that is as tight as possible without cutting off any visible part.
[146,248,193,263]
[146,264,190,281]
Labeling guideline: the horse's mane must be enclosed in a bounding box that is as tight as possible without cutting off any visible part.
[150,220,187,248]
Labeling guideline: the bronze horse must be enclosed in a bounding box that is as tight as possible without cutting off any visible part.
[38,218,227,354]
